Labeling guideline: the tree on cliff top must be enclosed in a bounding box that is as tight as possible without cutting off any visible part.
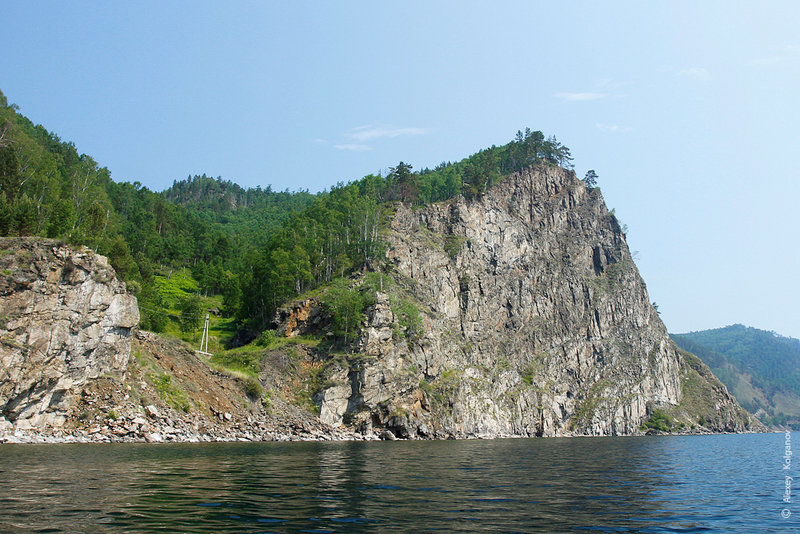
[583,170,598,188]
[388,162,418,204]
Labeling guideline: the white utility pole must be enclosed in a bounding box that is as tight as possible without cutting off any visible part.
[196,313,212,356]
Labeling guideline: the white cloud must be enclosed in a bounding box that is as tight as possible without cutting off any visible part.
[678,67,712,81]
[596,123,632,133]
[328,124,428,151]
[553,92,606,101]
[347,125,429,142]
[748,45,800,67]
[333,144,372,152]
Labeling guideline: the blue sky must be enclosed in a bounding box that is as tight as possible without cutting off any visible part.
[3,1,799,338]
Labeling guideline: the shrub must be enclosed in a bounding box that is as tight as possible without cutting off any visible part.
[126,280,141,296]
[178,295,203,335]
[642,409,675,432]
[142,307,169,333]
[443,235,466,260]
[395,298,423,340]
[257,329,277,348]
[243,377,263,400]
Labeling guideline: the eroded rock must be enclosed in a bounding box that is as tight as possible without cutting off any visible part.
[0,238,138,430]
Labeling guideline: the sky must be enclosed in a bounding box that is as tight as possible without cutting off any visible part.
[2,1,799,338]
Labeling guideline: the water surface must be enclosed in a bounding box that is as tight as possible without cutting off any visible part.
[0,433,794,532]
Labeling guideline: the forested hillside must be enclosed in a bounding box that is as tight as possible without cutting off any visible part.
[0,88,575,342]
[672,325,800,428]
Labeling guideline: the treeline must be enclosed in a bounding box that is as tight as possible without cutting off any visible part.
[0,90,314,331]
[398,128,574,205]
[108,176,313,291]
[0,89,575,341]
[0,92,117,248]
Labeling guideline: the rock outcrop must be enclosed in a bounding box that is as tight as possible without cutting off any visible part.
[313,165,761,437]
[0,238,139,430]
[0,165,761,443]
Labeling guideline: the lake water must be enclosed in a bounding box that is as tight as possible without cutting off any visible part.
[0,432,795,532]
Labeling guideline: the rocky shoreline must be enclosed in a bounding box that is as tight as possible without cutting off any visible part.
[0,415,371,445]
[1,424,761,445]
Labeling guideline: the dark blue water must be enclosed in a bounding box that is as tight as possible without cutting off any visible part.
[0,432,795,532]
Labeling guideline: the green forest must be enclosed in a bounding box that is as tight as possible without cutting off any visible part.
[672,325,800,428]
[0,88,576,346]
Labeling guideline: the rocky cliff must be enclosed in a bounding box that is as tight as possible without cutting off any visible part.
[311,165,761,437]
[0,166,762,443]
[0,238,139,430]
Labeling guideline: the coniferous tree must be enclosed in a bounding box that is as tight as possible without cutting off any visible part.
[583,170,598,188]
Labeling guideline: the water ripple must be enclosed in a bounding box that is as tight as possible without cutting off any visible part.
[0,434,794,532]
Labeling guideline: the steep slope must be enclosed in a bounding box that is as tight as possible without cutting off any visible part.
[311,165,760,437]
[672,325,800,428]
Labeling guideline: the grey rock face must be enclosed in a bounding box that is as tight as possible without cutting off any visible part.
[0,238,139,429]
[316,165,759,437]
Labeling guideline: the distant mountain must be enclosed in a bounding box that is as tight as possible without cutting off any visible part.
[671,325,800,428]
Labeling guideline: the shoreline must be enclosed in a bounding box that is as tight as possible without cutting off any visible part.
[1,426,771,445]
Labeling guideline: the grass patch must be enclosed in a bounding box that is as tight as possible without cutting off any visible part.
[270,334,322,350]
[149,373,191,412]
[211,344,265,376]
[153,270,199,308]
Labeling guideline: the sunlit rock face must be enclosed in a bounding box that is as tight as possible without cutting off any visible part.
[0,238,138,430]
[312,165,759,437]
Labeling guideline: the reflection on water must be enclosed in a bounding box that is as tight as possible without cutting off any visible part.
[0,433,792,532]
